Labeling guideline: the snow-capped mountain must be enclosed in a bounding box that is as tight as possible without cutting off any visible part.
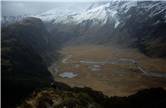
[1,15,28,26]
[36,1,166,29]
[36,2,120,25]
[36,1,166,57]
[34,2,112,24]
[35,3,90,24]
[36,7,82,24]
[2,1,166,58]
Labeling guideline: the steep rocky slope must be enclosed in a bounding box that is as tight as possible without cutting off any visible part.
[1,17,56,108]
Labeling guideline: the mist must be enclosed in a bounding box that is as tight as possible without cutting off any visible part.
[1,1,92,16]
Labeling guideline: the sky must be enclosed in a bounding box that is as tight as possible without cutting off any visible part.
[2,0,106,2]
[2,0,166,16]
[1,1,92,16]
[2,0,166,2]
[1,0,108,16]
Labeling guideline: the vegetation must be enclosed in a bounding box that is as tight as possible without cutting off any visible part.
[19,86,166,108]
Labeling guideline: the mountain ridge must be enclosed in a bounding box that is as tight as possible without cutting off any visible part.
[36,1,166,57]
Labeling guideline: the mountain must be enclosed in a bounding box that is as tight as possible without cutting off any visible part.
[2,2,166,108]
[36,1,137,25]
[34,2,91,24]
[37,1,166,26]
[1,17,57,108]
[37,1,166,57]
[1,16,27,26]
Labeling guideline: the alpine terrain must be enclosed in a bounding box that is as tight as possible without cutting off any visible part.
[1,0,166,108]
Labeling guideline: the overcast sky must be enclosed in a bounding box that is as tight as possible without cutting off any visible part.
[2,0,105,2]
[2,0,165,16]
[2,1,92,16]
[2,0,165,2]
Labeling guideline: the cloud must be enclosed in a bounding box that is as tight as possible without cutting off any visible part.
[2,0,97,2]
[2,0,166,2]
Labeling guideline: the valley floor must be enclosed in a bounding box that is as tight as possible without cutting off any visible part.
[49,45,166,96]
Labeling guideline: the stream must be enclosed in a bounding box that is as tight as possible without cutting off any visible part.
[60,55,166,78]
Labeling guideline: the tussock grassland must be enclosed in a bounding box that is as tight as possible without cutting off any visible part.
[51,45,166,96]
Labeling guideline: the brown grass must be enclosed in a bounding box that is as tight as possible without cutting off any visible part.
[51,45,166,96]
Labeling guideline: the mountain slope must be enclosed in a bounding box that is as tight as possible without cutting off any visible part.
[19,87,166,108]
[37,1,166,57]
[1,17,55,108]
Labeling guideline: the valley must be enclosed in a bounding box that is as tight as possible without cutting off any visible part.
[2,1,166,107]
[49,45,166,96]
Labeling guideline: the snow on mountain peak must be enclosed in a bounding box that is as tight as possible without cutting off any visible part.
[73,3,114,24]
[36,2,119,25]
[35,1,165,27]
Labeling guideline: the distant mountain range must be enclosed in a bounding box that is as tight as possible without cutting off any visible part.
[2,1,166,56]
[36,1,166,25]
[35,1,166,57]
